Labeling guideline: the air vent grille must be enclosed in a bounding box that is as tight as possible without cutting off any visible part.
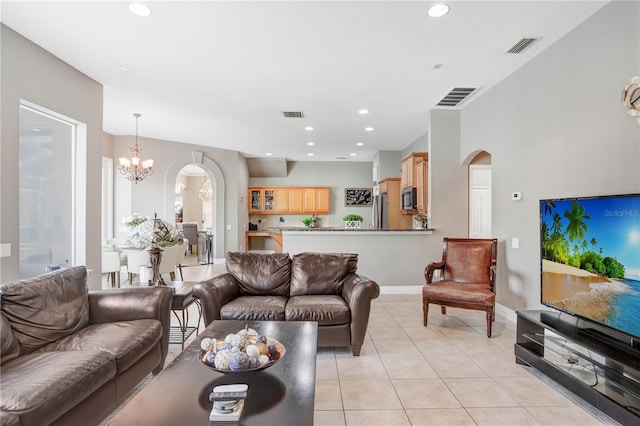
[283,111,304,118]
[506,37,539,54]
[436,87,478,107]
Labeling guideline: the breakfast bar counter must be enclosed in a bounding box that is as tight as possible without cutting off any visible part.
[276,227,434,290]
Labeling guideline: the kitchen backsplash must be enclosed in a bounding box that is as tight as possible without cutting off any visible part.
[249,214,330,230]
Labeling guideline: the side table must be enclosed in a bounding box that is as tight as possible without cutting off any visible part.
[166,281,202,349]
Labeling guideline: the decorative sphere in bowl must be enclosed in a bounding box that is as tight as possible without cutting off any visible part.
[198,330,286,373]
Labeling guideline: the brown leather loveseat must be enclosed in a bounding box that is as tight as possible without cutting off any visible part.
[0,266,173,426]
[193,252,380,356]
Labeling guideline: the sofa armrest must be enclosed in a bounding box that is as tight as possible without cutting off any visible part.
[88,287,173,373]
[341,273,380,347]
[193,273,241,326]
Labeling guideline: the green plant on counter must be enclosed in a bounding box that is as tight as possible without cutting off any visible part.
[302,217,314,227]
[342,214,363,222]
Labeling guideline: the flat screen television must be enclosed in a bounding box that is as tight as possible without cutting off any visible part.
[540,193,640,343]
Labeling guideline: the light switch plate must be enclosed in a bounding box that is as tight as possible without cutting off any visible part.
[511,237,519,249]
[0,243,11,257]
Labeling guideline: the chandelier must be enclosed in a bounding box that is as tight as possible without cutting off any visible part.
[198,178,212,202]
[118,113,154,183]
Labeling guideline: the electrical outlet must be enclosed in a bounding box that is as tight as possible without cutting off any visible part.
[0,243,11,257]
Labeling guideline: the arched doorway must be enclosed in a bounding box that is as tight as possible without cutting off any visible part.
[175,164,215,262]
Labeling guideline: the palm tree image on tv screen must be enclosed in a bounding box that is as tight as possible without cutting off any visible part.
[540,194,640,338]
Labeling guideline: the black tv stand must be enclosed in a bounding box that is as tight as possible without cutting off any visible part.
[515,310,640,424]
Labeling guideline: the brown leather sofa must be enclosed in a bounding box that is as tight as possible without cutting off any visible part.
[0,266,173,426]
[193,252,380,356]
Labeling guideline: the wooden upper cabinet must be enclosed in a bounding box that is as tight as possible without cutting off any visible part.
[401,157,413,189]
[248,186,330,214]
[400,152,428,190]
[288,188,303,213]
[275,188,289,213]
[415,156,428,214]
[315,187,330,214]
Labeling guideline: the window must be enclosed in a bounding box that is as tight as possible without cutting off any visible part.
[19,102,86,277]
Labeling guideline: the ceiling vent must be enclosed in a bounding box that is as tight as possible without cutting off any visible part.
[505,37,540,54]
[436,87,478,107]
[283,111,304,118]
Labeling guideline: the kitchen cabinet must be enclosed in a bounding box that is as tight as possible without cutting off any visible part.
[415,156,428,214]
[248,188,277,213]
[400,153,428,214]
[378,178,412,229]
[248,186,330,214]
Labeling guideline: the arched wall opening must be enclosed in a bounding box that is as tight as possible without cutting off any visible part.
[164,151,225,261]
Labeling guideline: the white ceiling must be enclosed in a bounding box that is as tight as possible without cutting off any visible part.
[1,1,608,162]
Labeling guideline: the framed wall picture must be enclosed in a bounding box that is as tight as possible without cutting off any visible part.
[345,188,372,206]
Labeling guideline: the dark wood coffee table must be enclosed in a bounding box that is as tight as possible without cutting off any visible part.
[107,320,318,426]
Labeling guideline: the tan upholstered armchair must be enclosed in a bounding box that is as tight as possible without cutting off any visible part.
[423,238,498,337]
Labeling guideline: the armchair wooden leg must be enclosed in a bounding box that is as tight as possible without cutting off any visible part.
[441,306,447,315]
[423,301,429,326]
[486,311,493,338]
[170,271,175,281]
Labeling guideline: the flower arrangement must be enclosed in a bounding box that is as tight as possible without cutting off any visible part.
[302,217,315,227]
[122,213,149,228]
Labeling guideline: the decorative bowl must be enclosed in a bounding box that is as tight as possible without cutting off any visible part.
[198,337,286,373]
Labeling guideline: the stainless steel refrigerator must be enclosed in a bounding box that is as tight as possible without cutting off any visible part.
[372,193,388,229]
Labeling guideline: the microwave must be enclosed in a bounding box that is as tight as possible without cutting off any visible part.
[401,187,417,211]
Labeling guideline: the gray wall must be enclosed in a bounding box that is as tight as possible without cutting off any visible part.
[1,25,103,288]
[250,161,374,228]
[457,1,640,312]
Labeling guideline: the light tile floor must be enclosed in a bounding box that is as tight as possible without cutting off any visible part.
[100,260,617,425]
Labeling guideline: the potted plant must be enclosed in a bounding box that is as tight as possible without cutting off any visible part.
[342,214,363,229]
[302,217,315,227]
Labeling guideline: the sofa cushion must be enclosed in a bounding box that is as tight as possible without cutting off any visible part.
[0,350,115,426]
[0,313,21,365]
[0,266,89,354]
[38,319,162,373]
[286,295,350,325]
[290,253,358,296]
[220,296,287,321]
[226,252,291,296]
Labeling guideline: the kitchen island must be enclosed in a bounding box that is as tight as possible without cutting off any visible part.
[273,227,434,290]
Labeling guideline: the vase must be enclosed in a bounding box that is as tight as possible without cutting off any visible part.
[344,220,362,229]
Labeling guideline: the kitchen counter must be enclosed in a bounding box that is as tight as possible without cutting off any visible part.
[268,227,432,233]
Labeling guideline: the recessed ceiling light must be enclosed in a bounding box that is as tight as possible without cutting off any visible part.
[265,152,272,156]
[365,127,374,132]
[307,153,314,157]
[356,142,364,146]
[129,3,152,17]
[358,109,369,115]
[118,66,129,72]
[306,142,315,146]
[428,4,449,18]
[305,126,314,131]
[349,153,357,156]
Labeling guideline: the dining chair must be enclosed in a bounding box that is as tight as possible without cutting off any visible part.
[423,237,498,337]
[102,250,122,288]
[126,250,151,285]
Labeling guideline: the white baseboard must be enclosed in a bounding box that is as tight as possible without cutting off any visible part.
[378,285,518,324]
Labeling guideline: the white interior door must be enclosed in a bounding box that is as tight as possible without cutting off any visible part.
[469,165,492,238]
